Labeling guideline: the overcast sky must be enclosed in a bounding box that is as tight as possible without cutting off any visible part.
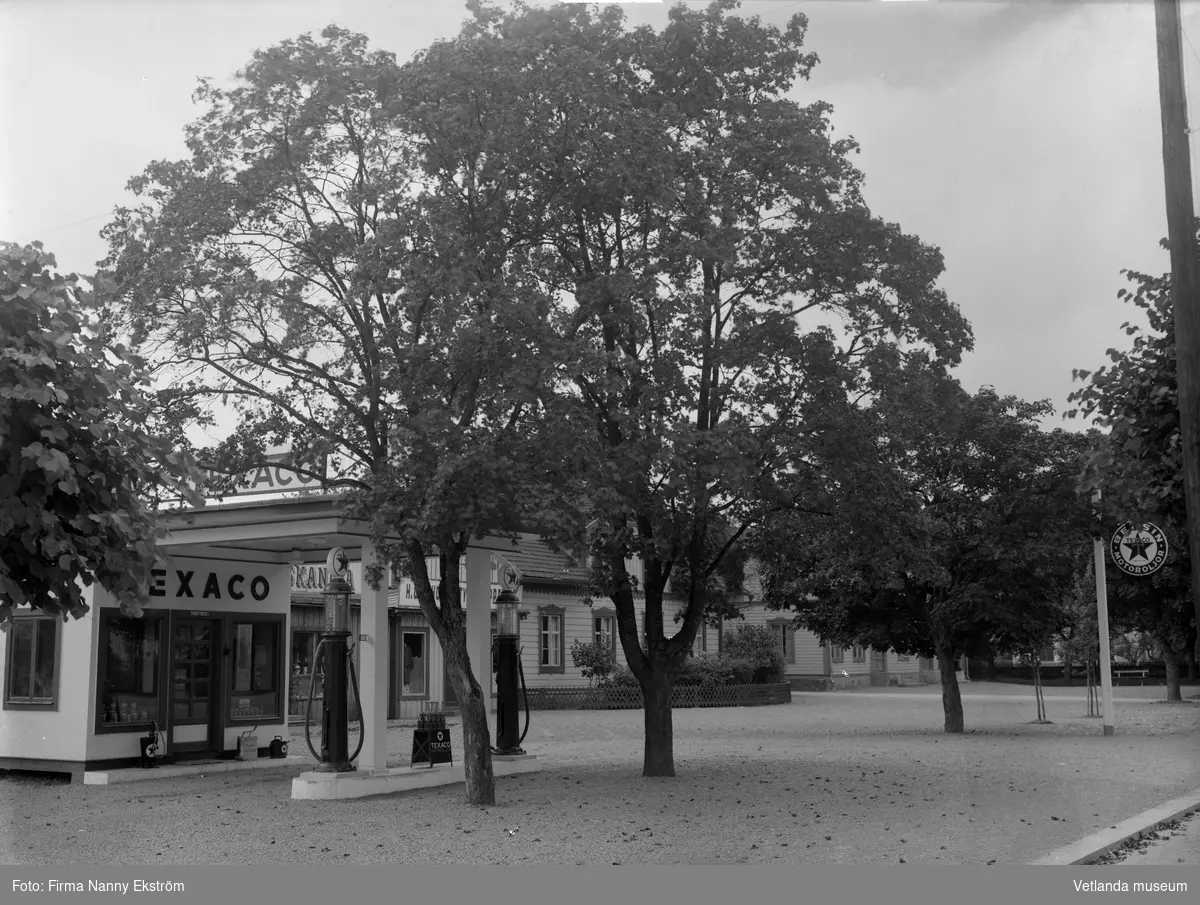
[4,0,1200,435]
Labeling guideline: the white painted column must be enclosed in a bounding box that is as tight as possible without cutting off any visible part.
[358,540,390,772]
[464,547,494,727]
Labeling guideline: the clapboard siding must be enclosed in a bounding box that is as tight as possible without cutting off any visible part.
[793,633,826,676]
[517,590,664,686]
[732,604,827,676]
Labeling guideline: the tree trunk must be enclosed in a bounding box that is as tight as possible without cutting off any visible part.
[1063,659,1073,684]
[406,541,496,807]
[449,655,496,806]
[1163,648,1183,702]
[988,654,997,680]
[1033,655,1048,721]
[1187,649,1197,681]
[641,668,676,777]
[936,645,964,733]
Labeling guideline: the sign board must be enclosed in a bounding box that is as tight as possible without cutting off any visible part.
[493,554,522,592]
[209,452,327,499]
[1110,522,1169,576]
[291,563,355,592]
[410,728,453,768]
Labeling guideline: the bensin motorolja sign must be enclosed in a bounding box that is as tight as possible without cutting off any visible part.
[1109,522,1169,577]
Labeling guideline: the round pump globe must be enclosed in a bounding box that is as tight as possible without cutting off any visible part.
[495,590,521,637]
[322,578,352,633]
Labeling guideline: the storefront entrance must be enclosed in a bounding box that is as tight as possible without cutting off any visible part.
[169,615,221,757]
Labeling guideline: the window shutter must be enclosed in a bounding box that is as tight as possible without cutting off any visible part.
[785,627,795,665]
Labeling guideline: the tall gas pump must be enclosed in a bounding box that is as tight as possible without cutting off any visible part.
[303,547,363,773]
[491,556,529,756]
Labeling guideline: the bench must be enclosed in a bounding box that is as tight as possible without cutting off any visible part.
[1113,668,1150,684]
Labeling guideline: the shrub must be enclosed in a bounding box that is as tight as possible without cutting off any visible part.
[725,657,759,685]
[677,653,735,686]
[608,664,640,687]
[570,639,617,686]
[722,624,785,683]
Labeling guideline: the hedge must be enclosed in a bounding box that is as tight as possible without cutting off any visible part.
[517,683,792,711]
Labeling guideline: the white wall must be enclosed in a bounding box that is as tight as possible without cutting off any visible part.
[0,585,98,762]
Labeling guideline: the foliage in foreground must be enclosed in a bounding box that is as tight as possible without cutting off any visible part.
[0,241,201,628]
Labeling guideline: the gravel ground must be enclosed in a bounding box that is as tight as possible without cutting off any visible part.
[1,683,1197,865]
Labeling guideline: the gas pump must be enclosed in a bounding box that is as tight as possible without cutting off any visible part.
[302,547,365,772]
[491,556,530,755]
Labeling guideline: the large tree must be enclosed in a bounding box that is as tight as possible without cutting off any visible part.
[0,241,203,629]
[755,360,1092,732]
[97,27,576,806]
[1068,251,1199,686]
[401,0,973,774]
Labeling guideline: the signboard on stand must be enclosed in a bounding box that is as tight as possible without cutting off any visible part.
[410,728,453,768]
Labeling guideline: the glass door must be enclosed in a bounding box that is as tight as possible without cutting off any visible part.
[169,617,219,755]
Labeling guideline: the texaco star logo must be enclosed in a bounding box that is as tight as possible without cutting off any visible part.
[1110,522,1168,576]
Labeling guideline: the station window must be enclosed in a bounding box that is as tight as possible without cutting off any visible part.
[851,645,866,662]
[401,630,428,697]
[4,612,60,711]
[96,610,164,731]
[229,617,284,721]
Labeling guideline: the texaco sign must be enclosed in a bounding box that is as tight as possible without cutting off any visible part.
[1110,522,1169,576]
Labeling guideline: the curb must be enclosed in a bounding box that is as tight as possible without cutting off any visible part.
[1029,787,1200,865]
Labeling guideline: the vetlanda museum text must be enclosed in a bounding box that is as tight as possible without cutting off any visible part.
[13,880,186,893]
[1073,880,1187,892]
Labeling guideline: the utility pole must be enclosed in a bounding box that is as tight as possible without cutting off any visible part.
[1156,0,1200,646]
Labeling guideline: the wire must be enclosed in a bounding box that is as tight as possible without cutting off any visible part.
[11,211,111,242]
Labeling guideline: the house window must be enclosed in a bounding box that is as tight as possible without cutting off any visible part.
[4,612,60,710]
[96,610,163,730]
[830,644,845,664]
[593,609,616,653]
[229,618,283,721]
[769,620,795,664]
[401,630,428,697]
[851,644,866,662]
[539,606,564,673]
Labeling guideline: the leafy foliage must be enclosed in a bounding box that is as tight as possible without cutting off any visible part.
[1066,246,1199,687]
[755,359,1093,731]
[721,624,785,683]
[1067,258,1183,522]
[570,638,617,685]
[96,24,577,807]
[1103,516,1196,699]
[1057,559,1100,669]
[0,242,203,628]
[98,0,975,782]
[408,0,972,775]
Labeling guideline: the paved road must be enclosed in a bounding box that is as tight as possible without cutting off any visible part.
[1100,809,1200,865]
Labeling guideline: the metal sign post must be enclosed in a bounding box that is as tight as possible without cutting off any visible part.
[1092,534,1116,737]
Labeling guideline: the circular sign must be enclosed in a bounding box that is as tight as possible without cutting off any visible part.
[325,546,350,580]
[1110,522,1169,576]
[499,563,520,592]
